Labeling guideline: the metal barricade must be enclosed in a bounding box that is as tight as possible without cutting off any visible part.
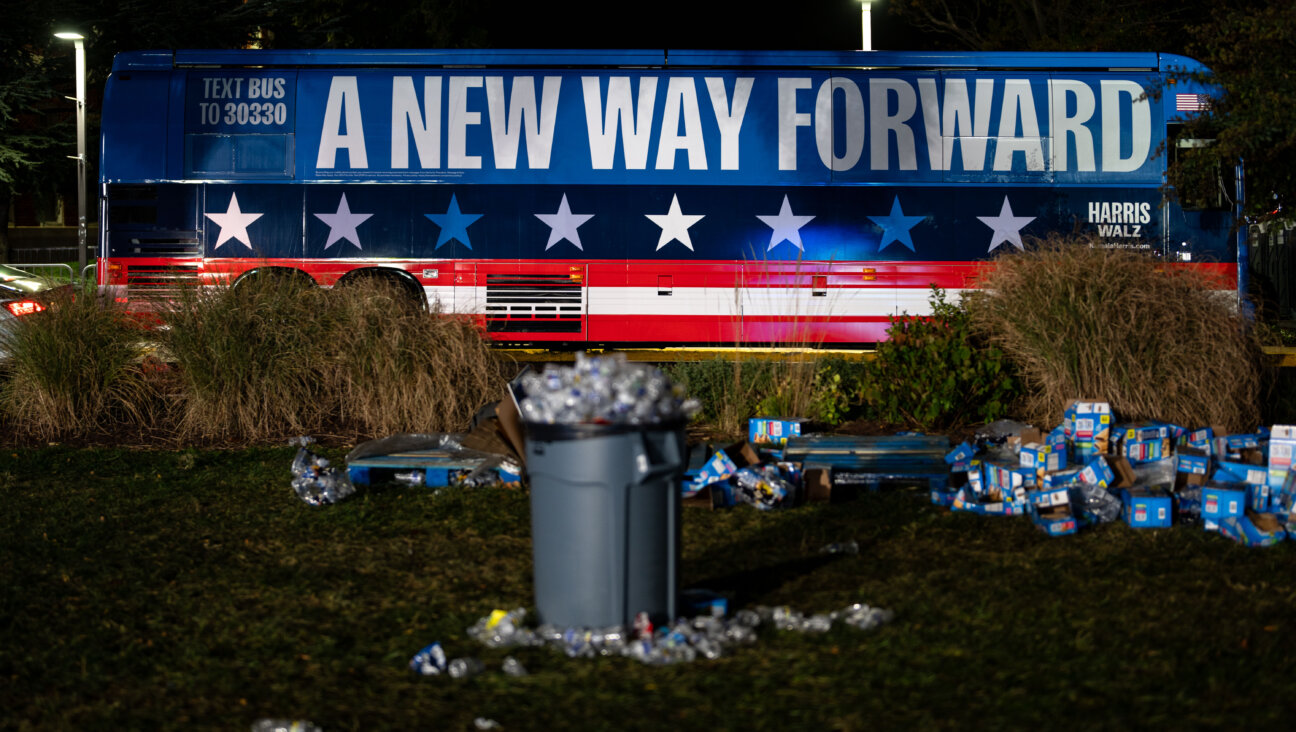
[5,263,75,285]
[0,262,97,288]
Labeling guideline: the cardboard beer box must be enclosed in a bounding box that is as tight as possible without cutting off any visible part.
[1201,482,1247,522]
[687,441,760,492]
[749,417,808,446]
[1120,487,1173,529]
[1043,467,1084,489]
[1113,422,1172,450]
[1267,425,1296,490]
[1186,426,1216,455]
[1077,455,1135,490]
[946,441,976,466]
[1064,400,1112,458]
[1029,501,1078,536]
[951,486,1028,516]
[1121,437,1171,464]
[1176,447,1210,477]
[1028,483,1071,509]
[1021,442,1065,482]
[1214,460,1267,488]
[1223,432,1262,458]
[1217,511,1287,547]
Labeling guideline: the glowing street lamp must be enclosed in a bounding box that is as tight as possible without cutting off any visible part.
[54,31,87,278]
[860,1,876,51]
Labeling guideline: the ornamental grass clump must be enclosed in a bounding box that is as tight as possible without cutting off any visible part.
[326,278,507,436]
[159,276,332,441]
[0,289,159,439]
[964,235,1263,432]
[159,275,509,443]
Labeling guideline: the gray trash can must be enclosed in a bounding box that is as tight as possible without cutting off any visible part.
[525,420,686,629]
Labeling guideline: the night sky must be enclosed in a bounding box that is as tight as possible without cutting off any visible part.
[484,1,922,51]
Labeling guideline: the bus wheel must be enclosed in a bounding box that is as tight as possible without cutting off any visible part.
[334,269,427,313]
[231,267,316,295]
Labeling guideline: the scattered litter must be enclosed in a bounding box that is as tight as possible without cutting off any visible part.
[447,604,893,668]
[517,352,700,425]
[250,720,322,732]
[734,465,797,510]
[937,405,1296,547]
[448,657,486,679]
[973,419,1035,446]
[345,432,522,491]
[289,437,355,506]
[409,641,448,676]
[501,656,528,677]
[819,541,860,555]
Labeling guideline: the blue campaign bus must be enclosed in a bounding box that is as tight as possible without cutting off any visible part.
[97,48,1237,344]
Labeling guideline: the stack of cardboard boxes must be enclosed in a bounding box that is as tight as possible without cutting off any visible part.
[938,400,1296,546]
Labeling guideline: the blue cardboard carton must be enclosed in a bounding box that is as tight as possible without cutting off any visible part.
[693,442,759,486]
[1028,483,1071,509]
[749,417,807,446]
[1079,455,1114,487]
[1217,511,1287,547]
[1043,468,1084,489]
[1029,502,1078,536]
[951,486,1027,516]
[1122,437,1170,464]
[1267,425,1296,490]
[1120,487,1173,528]
[1186,427,1216,455]
[1176,448,1210,477]
[1201,483,1247,522]
[1214,460,1267,488]
[946,442,976,465]
[981,461,1029,503]
[1064,400,1111,459]
[1021,442,1065,481]
[1114,422,1172,450]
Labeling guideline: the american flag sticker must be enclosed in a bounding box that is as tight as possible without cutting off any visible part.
[1176,93,1210,111]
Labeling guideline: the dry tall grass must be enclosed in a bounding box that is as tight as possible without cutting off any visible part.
[964,235,1263,431]
[327,279,507,436]
[160,278,333,441]
[0,290,159,438]
[159,277,508,443]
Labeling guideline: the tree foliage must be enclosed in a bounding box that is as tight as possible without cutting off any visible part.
[1173,3,1296,219]
[887,0,1296,219]
[884,0,1202,52]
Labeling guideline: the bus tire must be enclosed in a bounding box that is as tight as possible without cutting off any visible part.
[334,268,427,312]
[231,267,317,294]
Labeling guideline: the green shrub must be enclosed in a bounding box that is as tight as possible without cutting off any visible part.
[859,287,1018,429]
[0,290,157,438]
[666,358,778,436]
[667,355,866,436]
[964,235,1263,431]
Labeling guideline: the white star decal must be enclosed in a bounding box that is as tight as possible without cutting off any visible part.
[313,193,373,250]
[756,195,816,252]
[534,194,594,251]
[204,192,262,250]
[977,196,1036,252]
[645,194,705,251]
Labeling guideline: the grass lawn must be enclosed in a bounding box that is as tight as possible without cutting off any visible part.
[2,445,1295,730]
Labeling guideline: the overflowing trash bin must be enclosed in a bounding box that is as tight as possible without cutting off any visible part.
[519,354,697,628]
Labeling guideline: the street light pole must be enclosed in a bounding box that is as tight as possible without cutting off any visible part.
[861,1,873,51]
[54,32,87,280]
